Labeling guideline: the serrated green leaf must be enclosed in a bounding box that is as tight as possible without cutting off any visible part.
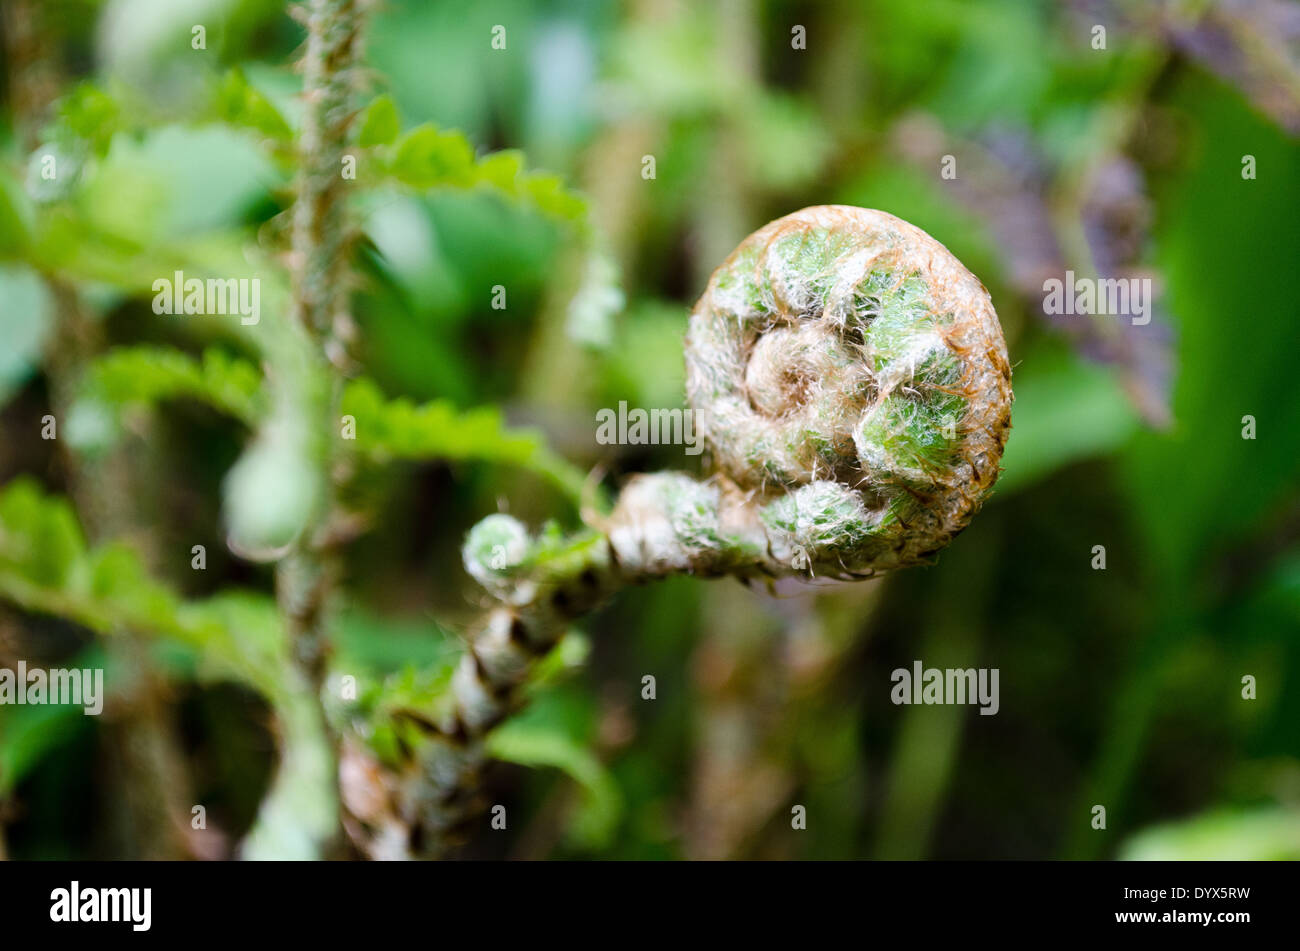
[83,345,266,426]
[379,126,586,223]
[341,377,587,503]
[0,478,85,590]
[475,149,525,194]
[521,171,587,221]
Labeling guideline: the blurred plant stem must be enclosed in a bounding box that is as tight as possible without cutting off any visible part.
[873,516,1002,860]
[809,0,869,131]
[46,175,196,867]
[690,0,758,291]
[684,583,790,859]
[1061,617,1186,860]
[1,0,58,153]
[255,0,369,859]
[516,10,664,427]
[685,578,880,859]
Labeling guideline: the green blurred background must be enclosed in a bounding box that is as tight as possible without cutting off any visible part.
[1,0,1299,859]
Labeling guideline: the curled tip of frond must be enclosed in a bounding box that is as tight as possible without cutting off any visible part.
[462,513,532,600]
[683,205,1012,576]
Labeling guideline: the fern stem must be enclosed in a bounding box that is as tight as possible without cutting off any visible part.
[283,0,367,684]
[258,0,368,858]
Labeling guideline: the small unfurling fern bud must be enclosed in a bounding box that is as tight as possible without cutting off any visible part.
[463,513,533,600]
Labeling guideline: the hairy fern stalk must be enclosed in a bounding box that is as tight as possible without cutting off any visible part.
[343,205,1013,859]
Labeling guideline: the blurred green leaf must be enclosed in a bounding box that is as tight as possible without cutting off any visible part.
[741,94,834,190]
[54,84,122,158]
[518,171,586,222]
[380,124,586,223]
[0,168,35,254]
[1121,807,1300,860]
[99,125,282,237]
[0,479,87,590]
[341,377,588,503]
[475,149,525,193]
[389,125,476,188]
[487,712,622,849]
[358,94,401,147]
[0,265,53,406]
[214,68,294,144]
[80,345,265,427]
[0,701,91,797]
[600,299,690,411]
[1123,73,1300,592]
[995,343,1140,495]
[333,606,461,677]
[0,477,287,694]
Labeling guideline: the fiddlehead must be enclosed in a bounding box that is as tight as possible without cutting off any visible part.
[663,204,1010,577]
[349,206,1011,858]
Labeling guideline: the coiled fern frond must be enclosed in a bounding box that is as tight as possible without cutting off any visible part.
[347,206,1012,858]
[622,204,1012,578]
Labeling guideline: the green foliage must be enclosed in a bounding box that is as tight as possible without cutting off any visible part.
[487,710,623,850]
[0,478,287,695]
[1121,808,1300,861]
[377,125,586,222]
[0,266,53,406]
[1061,70,1300,860]
[213,69,295,145]
[0,684,93,796]
[332,606,462,676]
[357,94,401,148]
[0,170,33,254]
[1123,72,1300,593]
[51,84,122,159]
[995,343,1140,495]
[81,346,266,427]
[355,664,460,768]
[0,473,331,855]
[340,377,588,503]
